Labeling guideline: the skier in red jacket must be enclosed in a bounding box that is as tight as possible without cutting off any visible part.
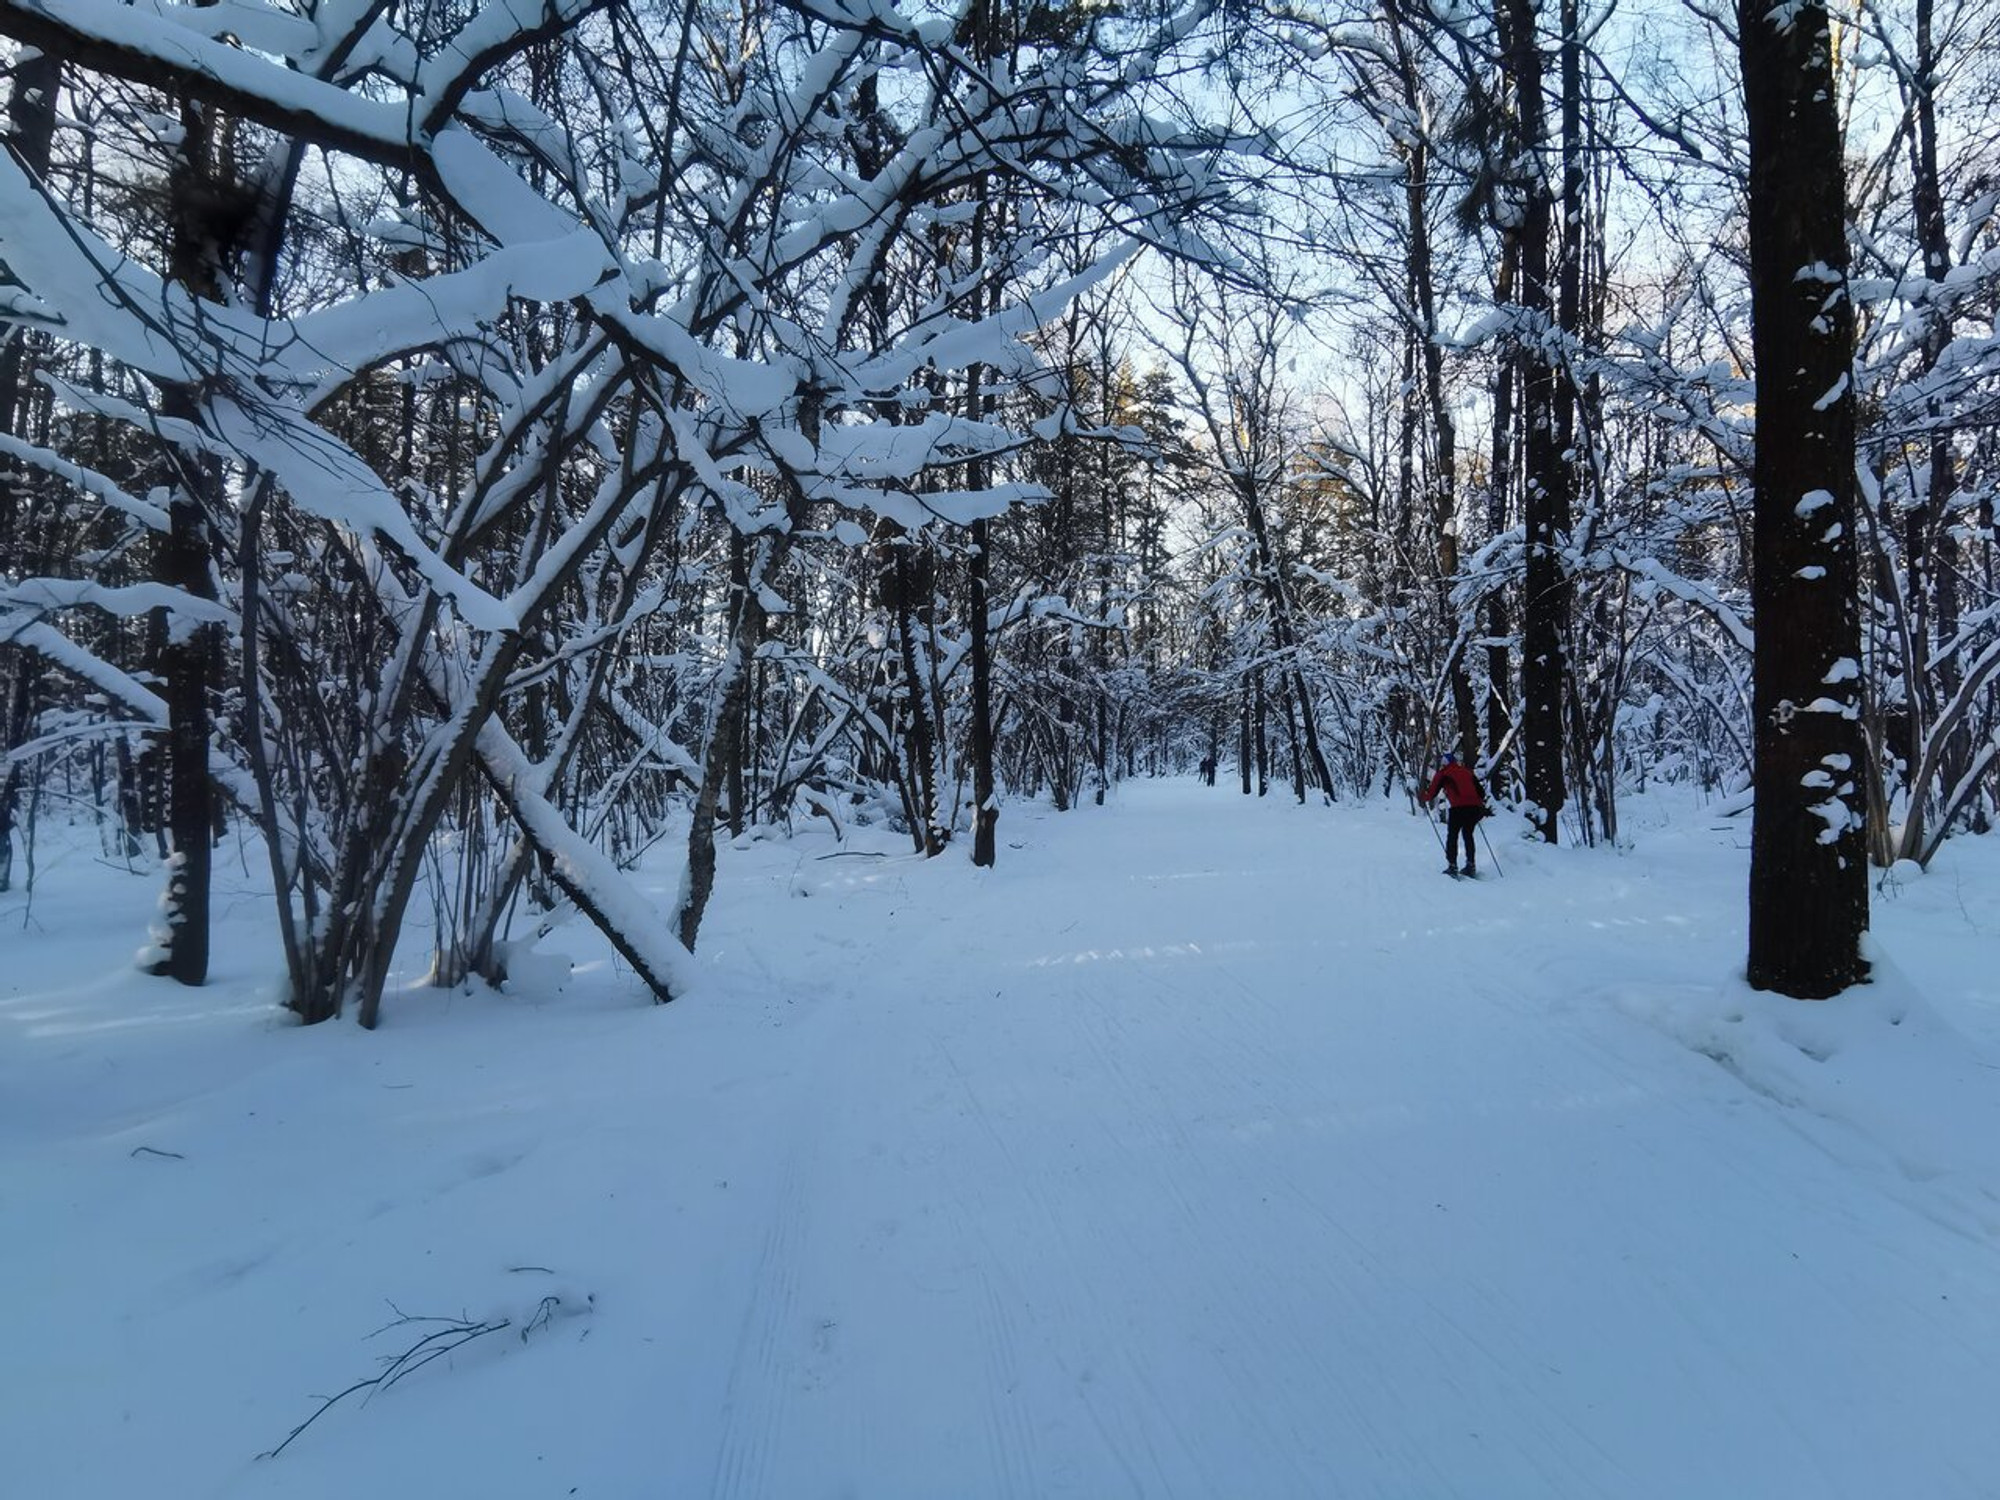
[1420,752,1488,876]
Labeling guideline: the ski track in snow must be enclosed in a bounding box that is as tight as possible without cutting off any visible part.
[4,780,2000,1499]
[710,1129,812,1500]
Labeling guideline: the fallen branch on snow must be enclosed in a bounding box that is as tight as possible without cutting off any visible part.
[258,1292,582,1460]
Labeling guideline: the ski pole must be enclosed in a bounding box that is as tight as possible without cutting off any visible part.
[1425,802,1450,864]
[1477,815,1504,877]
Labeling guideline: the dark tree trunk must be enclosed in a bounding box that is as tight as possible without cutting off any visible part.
[1093,695,1108,807]
[725,534,750,839]
[966,175,1000,866]
[0,666,33,894]
[1387,5,1479,768]
[681,541,775,951]
[1238,689,1253,795]
[114,736,145,858]
[1504,0,1571,843]
[1739,0,1869,997]
[146,86,231,986]
[1485,243,1519,783]
[1253,672,1270,796]
[145,442,221,986]
[677,389,814,955]
[891,545,945,854]
[0,51,62,895]
[1279,674,1307,803]
[969,513,998,866]
[1292,667,1337,801]
[1900,0,1967,851]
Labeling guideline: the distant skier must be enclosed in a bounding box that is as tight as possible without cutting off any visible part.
[1199,754,1217,785]
[1420,752,1488,877]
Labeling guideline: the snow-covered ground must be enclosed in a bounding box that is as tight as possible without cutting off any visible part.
[5,781,2000,1498]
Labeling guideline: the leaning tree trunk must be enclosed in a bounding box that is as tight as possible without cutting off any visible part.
[679,533,781,951]
[1739,0,1869,997]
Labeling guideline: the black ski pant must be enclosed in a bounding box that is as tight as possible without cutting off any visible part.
[1445,805,1480,870]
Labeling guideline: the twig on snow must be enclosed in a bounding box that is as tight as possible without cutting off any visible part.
[259,1307,512,1460]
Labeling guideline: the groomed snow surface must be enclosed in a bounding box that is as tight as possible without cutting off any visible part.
[5,781,2000,1499]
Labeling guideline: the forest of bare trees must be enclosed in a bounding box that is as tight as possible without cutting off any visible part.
[3,0,1997,1011]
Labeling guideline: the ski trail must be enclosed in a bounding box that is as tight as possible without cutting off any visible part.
[681,778,2000,1498]
[708,1132,813,1500]
[927,1030,1172,1498]
[968,1255,1040,1499]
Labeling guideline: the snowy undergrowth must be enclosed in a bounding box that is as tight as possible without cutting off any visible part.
[4,783,1999,1499]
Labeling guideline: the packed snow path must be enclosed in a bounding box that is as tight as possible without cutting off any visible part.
[6,780,2000,1498]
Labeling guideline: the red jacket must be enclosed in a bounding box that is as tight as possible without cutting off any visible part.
[1422,762,1484,809]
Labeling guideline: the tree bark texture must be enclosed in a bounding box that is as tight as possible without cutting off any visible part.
[145,85,232,987]
[1739,0,1870,997]
[1504,0,1571,842]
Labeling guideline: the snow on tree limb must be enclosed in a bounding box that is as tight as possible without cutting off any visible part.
[475,721,694,1002]
[0,0,424,167]
[0,432,168,529]
[0,620,167,720]
[1,578,235,626]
